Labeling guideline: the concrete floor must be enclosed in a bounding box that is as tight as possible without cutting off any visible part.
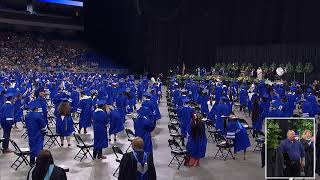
[0,89,319,180]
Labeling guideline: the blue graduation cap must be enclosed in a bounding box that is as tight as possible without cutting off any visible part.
[96,100,106,106]
[221,96,228,101]
[262,94,269,99]
[306,88,312,93]
[182,96,190,103]
[143,92,152,98]
[290,86,296,91]
[5,92,14,98]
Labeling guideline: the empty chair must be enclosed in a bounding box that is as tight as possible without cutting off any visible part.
[213,133,235,161]
[168,124,184,145]
[10,139,30,170]
[44,126,61,148]
[112,146,124,177]
[253,130,265,152]
[168,139,187,169]
[73,133,94,161]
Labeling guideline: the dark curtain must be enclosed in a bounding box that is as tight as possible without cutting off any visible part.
[85,0,320,76]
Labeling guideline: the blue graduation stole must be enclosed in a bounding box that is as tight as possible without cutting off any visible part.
[44,164,54,180]
[132,151,148,180]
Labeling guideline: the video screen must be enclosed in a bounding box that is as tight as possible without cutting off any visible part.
[36,0,83,7]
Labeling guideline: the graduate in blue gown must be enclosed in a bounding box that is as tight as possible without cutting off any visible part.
[0,93,15,153]
[185,114,207,167]
[116,91,128,123]
[106,104,124,142]
[70,86,80,113]
[198,89,209,115]
[137,81,145,102]
[268,99,285,117]
[55,100,74,147]
[92,100,109,159]
[215,96,232,133]
[25,101,47,165]
[178,97,195,138]
[35,87,48,125]
[141,93,161,121]
[302,99,314,117]
[251,97,263,132]
[286,88,296,116]
[77,91,93,134]
[226,118,251,160]
[13,92,23,129]
[239,86,248,111]
[134,106,156,153]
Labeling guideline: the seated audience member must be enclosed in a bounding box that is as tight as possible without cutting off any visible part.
[27,150,67,180]
[300,130,314,177]
[185,114,207,167]
[119,138,156,180]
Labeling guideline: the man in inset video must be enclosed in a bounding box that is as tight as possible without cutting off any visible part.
[279,130,305,177]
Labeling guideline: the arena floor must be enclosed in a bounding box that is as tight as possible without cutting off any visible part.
[1,88,315,180]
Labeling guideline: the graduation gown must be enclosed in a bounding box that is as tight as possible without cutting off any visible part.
[239,89,248,106]
[77,96,93,128]
[70,90,80,113]
[55,115,74,136]
[186,121,207,159]
[36,97,48,125]
[178,105,195,136]
[199,94,209,115]
[302,101,314,117]
[109,108,124,135]
[93,108,109,149]
[215,103,231,133]
[301,139,314,177]
[0,101,15,130]
[118,151,156,180]
[142,100,161,121]
[25,112,46,158]
[116,94,128,123]
[13,99,23,122]
[134,114,156,153]
[27,165,67,180]
[226,120,251,153]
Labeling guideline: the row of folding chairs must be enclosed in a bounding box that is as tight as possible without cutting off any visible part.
[166,92,187,169]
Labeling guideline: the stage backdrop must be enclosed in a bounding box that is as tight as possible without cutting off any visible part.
[85,0,320,76]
